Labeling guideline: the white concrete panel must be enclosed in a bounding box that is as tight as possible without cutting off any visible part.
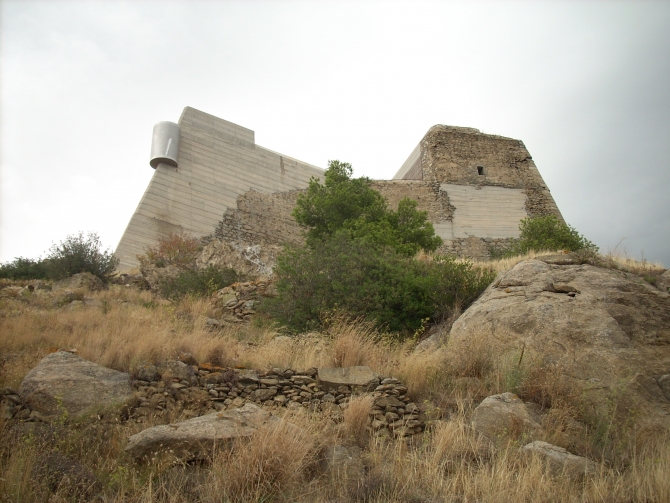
[393,142,421,180]
[441,184,528,239]
[115,107,324,270]
[433,222,454,241]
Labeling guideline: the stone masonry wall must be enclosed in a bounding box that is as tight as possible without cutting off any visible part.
[419,126,562,220]
[204,125,564,262]
[209,189,304,247]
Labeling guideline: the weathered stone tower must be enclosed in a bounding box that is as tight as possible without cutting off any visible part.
[116,108,562,270]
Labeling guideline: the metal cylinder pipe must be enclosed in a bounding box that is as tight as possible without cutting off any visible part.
[150,121,181,168]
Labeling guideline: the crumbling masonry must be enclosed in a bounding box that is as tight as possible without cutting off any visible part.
[115,108,563,270]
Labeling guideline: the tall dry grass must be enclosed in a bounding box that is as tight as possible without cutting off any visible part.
[2,283,670,502]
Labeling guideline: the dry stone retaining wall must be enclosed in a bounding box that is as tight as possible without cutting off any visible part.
[127,362,427,439]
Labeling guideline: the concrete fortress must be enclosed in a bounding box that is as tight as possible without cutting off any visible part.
[115,107,562,271]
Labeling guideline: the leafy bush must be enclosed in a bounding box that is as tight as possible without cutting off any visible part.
[259,232,494,335]
[260,160,492,336]
[158,265,240,300]
[505,215,598,257]
[44,232,119,282]
[0,257,48,280]
[137,232,201,268]
[294,160,442,256]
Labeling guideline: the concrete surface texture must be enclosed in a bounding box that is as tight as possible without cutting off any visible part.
[115,107,324,270]
[116,109,563,268]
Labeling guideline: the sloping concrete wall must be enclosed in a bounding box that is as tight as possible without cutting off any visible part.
[115,107,323,270]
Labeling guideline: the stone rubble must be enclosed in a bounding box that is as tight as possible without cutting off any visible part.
[209,280,274,324]
[126,362,427,438]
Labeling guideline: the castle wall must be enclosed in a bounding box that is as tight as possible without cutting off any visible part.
[114,107,323,270]
[117,111,564,266]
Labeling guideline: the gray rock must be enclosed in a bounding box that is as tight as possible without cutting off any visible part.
[237,369,260,384]
[19,351,132,417]
[450,259,670,428]
[125,403,280,460]
[161,360,196,383]
[521,441,597,477]
[318,366,379,391]
[252,388,278,402]
[135,362,159,382]
[471,392,542,440]
[374,396,405,408]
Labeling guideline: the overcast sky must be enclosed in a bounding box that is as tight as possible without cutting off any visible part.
[2,0,669,266]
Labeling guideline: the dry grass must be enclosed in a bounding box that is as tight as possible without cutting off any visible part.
[2,282,670,502]
[208,410,321,502]
[342,394,374,447]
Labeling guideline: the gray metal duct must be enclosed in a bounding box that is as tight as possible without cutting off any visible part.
[150,121,181,168]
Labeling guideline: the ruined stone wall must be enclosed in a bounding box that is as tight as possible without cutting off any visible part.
[209,189,304,247]
[120,110,564,266]
[418,125,562,220]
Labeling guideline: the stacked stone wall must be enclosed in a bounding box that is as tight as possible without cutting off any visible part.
[210,189,304,247]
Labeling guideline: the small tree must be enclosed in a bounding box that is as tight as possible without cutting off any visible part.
[293,160,441,255]
[44,232,119,282]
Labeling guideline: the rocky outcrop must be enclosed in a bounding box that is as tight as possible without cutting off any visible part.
[449,258,670,428]
[125,403,280,460]
[18,351,133,417]
[521,441,597,477]
[471,392,542,440]
[197,240,281,277]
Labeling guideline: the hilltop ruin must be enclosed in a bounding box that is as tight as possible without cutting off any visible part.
[115,107,562,270]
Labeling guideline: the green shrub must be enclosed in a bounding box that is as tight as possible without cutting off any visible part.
[44,232,119,282]
[259,232,494,335]
[0,257,48,280]
[158,265,240,300]
[505,215,598,257]
[294,160,442,256]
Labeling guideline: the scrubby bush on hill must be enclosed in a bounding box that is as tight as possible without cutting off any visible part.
[262,235,495,334]
[43,232,119,282]
[136,232,201,268]
[501,215,598,258]
[0,257,48,280]
[157,264,241,300]
[261,160,495,335]
[0,232,118,282]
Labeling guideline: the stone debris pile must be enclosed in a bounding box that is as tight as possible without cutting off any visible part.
[129,360,426,438]
[208,280,274,325]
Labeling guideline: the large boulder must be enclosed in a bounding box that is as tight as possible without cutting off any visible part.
[125,403,280,460]
[318,366,380,392]
[449,258,670,428]
[19,351,133,417]
[521,441,597,477]
[471,392,542,440]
